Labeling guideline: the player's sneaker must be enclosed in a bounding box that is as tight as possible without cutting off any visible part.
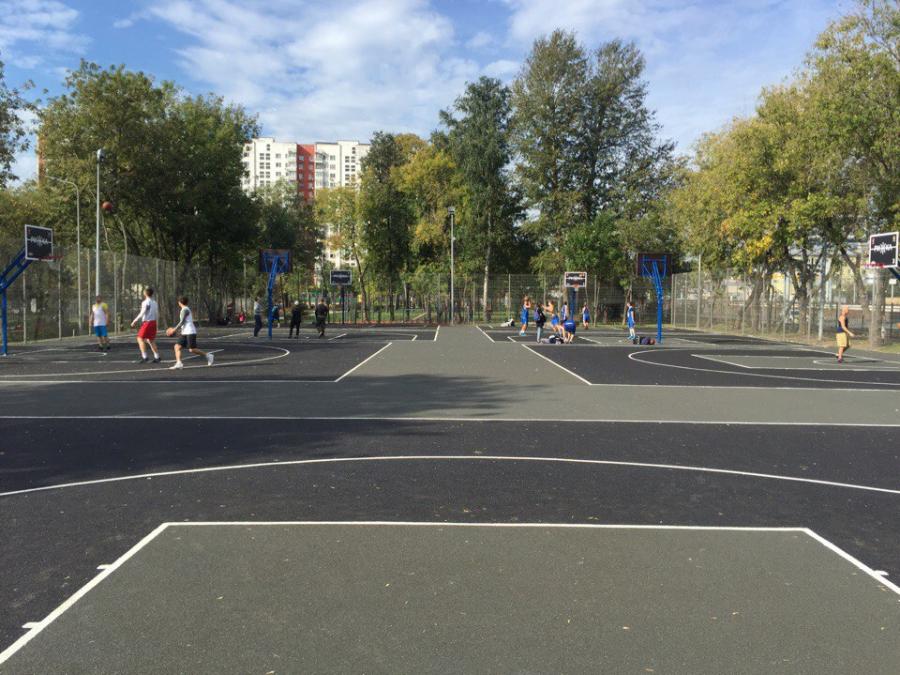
[152,356,161,364]
[206,353,215,366]
[169,361,183,370]
[518,330,526,336]
[136,356,148,364]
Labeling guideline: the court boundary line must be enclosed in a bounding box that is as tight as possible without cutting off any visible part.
[3,453,898,498]
[1,521,895,666]
[693,353,900,372]
[629,349,900,388]
[522,344,592,384]
[334,342,393,382]
[475,325,494,342]
[0,346,290,379]
[1,414,899,427]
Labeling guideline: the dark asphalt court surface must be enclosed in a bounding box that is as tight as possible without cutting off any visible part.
[0,340,388,382]
[530,345,900,388]
[4,524,897,673]
[1,326,898,672]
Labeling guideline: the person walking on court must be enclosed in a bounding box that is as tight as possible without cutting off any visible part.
[581,303,590,330]
[519,295,532,336]
[253,296,263,337]
[166,296,214,369]
[314,297,329,338]
[625,300,636,342]
[289,301,303,338]
[547,300,560,335]
[88,295,111,352]
[130,287,161,364]
[534,302,546,343]
[836,305,855,363]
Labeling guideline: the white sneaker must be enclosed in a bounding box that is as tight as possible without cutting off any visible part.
[169,361,184,370]
[206,353,215,366]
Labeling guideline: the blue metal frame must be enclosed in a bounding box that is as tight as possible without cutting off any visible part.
[640,257,668,344]
[261,251,290,339]
[0,248,35,356]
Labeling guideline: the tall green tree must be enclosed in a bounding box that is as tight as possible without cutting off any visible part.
[511,30,586,273]
[440,76,521,315]
[38,62,259,273]
[359,131,413,319]
[316,186,371,319]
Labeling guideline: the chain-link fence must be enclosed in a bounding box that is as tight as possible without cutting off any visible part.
[0,238,218,345]
[670,265,900,348]
[287,273,669,326]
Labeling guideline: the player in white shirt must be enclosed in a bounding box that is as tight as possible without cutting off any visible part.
[166,296,214,369]
[88,295,111,351]
[130,287,161,364]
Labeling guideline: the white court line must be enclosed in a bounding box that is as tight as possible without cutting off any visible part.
[0,521,895,667]
[3,453,897,498]
[0,522,170,665]
[629,350,900,388]
[433,325,440,341]
[328,333,348,341]
[522,345,592,385]
[333,342,393,382]
[475,325,495,342]
[695,353,900,372]
[1,414,900,427]
[0,346,289,379]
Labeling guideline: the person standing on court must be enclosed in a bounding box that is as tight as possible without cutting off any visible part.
[89,295,111,352]
[581,303,590,330]
[166,296,214,369]
[289,301,303,339]
[130,287,161,364]
[253,296,263,337]
[625,300,636,342]
[519,295,532,336]
[534,302,546,343]
[314,297,329,338]
[836,305,855,363]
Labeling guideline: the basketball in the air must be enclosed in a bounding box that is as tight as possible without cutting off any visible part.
[101,201,114,213]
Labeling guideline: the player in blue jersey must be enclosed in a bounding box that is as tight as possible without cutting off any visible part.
[625,301,636,342]
[581,304,590,330]
[519,295,532,336]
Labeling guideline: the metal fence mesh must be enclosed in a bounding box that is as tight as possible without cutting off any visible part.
[669,265,900,347]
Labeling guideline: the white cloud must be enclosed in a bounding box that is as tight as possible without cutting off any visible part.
[0,0,87,61]
[144,0,481,142]
[466,30,493,49]
[483,59,519,79]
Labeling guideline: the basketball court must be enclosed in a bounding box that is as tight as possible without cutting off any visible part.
[1,237,898,673]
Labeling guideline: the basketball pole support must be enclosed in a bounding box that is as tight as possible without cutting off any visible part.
[0,248,35,356]
[264,255,289,339]
[641,260,665,344]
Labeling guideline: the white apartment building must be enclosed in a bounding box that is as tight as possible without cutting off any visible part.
[240,137,371,271]
[241,137,298,192]
[314,140,370,190]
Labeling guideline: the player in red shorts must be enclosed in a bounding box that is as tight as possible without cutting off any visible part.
[130,287,161,364]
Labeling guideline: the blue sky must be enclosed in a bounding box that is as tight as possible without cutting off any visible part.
[3,0,849,182]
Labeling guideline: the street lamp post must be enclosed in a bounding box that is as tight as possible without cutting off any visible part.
[47,175,82,324]
[448,207,455,325]
[95,149,104,296]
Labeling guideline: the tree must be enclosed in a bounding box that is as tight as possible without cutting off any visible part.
[316,186,370,319]
[511,30,587,273]
[255,180,320,274]
[0,60,36,187]
[359,131,413,320]
[38,62,260,273]
[440,76,520,316]
[511,32,675,279]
